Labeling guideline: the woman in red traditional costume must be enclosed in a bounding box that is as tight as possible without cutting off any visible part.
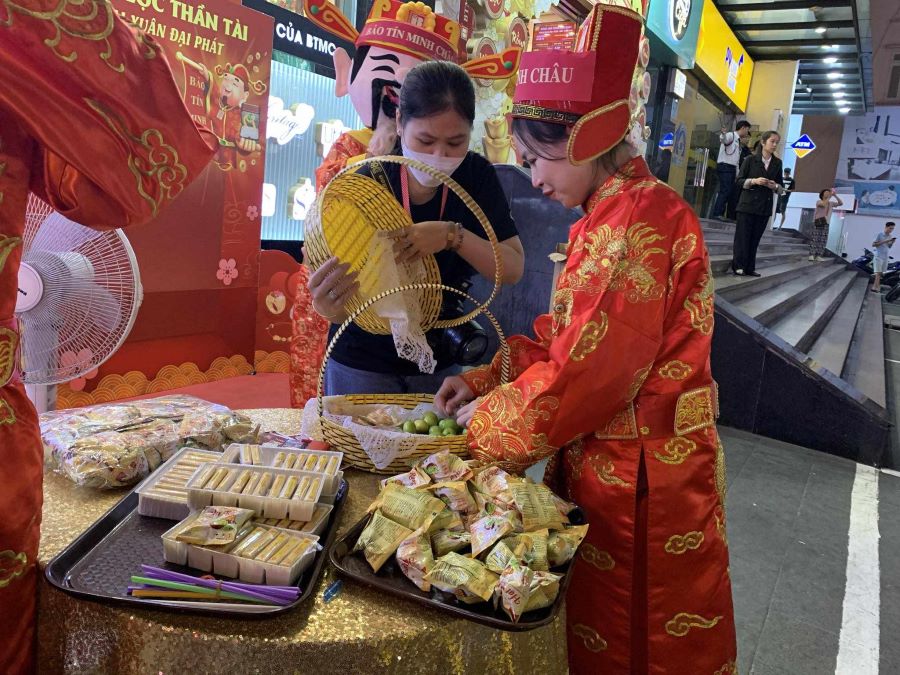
[0,4,215,672]
[436,4,737,673]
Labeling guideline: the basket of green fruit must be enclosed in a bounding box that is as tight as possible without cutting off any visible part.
[316,283,509,474]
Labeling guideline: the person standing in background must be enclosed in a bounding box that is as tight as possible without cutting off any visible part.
[871,221,896,293]
[811,188,844,261]
[712,120,752,221]
[731,131,783,276]
[775,167,795,230]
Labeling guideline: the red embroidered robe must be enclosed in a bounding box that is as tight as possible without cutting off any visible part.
[0,5,215,672]
[462,158,737,674]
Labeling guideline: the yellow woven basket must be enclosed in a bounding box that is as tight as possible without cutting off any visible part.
[303,155,504,334]
[316,283,510,474]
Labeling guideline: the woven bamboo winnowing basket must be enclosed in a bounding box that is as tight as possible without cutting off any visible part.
[316,284,510,474]
[303,155,504,334]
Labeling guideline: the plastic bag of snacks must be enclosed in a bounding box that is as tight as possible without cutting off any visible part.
[41,395,258,489]
[353,449,590,622]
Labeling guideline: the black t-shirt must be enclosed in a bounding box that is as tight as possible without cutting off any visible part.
[327,151,518,375]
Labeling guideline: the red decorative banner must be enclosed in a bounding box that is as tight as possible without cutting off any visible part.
[514,51,595,102]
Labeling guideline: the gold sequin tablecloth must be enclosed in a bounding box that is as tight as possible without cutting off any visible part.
[36,408,568,674]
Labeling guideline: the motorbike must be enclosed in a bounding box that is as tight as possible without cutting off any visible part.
[852,249,900,289]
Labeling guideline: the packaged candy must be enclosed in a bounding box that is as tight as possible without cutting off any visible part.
[510,481,567,532]
[551,493,578,518]
[502,530,550,571]
[369,484,446,531]
[396,527,435,592]
[471,465,517,497]
[547,525,590,567]
[470,512,516,557]
[431,529,471,557]
[175,506,254,546]
[484,539,527,575]
[523,571,562,612]
[381,465,432,490]
[496,557,534,623]
[425,552,499,602]
[428,507,465,534]
[420,449,472,482]
[430,481,477,514]
[354,510,414,572]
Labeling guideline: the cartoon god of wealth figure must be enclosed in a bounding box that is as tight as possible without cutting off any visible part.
[302,0,521,189]
[178,55,268,170]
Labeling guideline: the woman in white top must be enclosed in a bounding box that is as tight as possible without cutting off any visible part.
[811,188,843,261]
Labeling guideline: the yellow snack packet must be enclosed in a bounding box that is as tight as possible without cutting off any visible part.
[547,524,590,567]
[175,506,254,546]
[420,449,472,482]
[425,552,499,602]
[503,530,550,571]
[470,512,516,557]
[353,510,414,572]
[395,527,435,592]
[471,465,517,497]
[430,481,477,514]
[523,571,562,612]
[370,484,446,531]
[380,465,432,490]
[510,482,567,532]
[428,507,465,534]
[430,529,472,557]
[484,538,527,575]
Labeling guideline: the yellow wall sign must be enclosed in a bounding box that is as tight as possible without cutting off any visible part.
[695,0,754,111]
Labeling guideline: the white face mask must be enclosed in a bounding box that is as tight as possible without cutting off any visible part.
[400,139,467,188]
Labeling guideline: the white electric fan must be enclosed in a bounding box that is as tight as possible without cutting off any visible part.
[16,194,144,413]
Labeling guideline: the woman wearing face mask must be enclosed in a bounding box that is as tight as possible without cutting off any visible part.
[309,60,524,395]
[434,4,736,673]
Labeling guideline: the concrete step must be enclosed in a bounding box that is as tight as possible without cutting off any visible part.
[843,290,887,408]
[769,271,860,353]
[807,277,870,377]
[700,219,805,240]
[731,264,850,326]
[710,251,809,276]
[705,241,809,257]
[715,261,827,303]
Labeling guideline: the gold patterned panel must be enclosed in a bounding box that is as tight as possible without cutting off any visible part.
[0,235,20,274]
[588,453,631,487]
[715,505,728,547]
[675,386,717,436]
[671,233,697,274]
[664,613,723,637]
[2,0,125,72]
[585,163,637,212]
[715,436,727,508]
[684,262,715,335]
[551,288,574,335]
[581,544,615,571]
[571,624,608,652]
[626,363,653,402]
[86,99,190,218]
[653,437,697,465]
[0,326,18,387]
[664,531,704,555]
[0,396,15,425]
[594,405,638,440]
[570,313,609,361]
[658,360,692,381]
[0,549,28,588]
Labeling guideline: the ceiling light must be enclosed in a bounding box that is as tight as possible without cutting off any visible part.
[839,106,850,114]
[828,72,841,79]
[830,82,845,89]
[815,26,827,34]
[823,57,838,64]
[833,92,846,99]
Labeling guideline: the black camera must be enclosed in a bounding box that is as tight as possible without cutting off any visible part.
[428,281,489,366]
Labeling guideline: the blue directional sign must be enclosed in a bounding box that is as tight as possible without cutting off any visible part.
[659,132,675,149]
[790,134,817,159]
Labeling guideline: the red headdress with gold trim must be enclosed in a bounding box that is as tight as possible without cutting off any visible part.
[303,0,519,79]
[512,4,644,164]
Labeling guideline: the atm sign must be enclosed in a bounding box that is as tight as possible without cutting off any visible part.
[790,134,817,159]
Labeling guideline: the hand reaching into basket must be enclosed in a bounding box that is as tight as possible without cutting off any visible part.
[435,375,476,421]
[308,256,359,323]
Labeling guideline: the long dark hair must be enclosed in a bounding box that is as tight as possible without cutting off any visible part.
[511,116,624,175]
[399,61,475,127]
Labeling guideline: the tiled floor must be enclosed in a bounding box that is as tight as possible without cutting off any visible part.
[721,425,900,674]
